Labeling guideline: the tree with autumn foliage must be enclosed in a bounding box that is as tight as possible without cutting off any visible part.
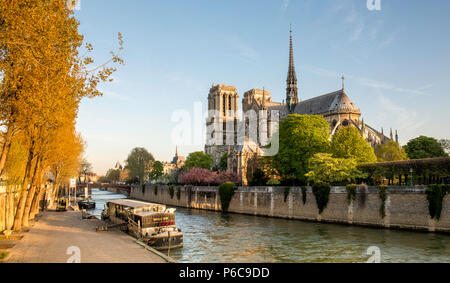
[0,0,124,231]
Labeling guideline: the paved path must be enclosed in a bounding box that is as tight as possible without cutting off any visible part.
[7,211,167,263]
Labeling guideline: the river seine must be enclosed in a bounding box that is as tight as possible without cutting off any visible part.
[89,189,449,263]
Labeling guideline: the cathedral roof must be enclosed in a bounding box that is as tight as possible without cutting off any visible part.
[294,89,360,115]
[267,89,360,117]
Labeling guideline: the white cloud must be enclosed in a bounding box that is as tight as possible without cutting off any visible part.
[378,94,427,143]
[418,84,434,91]
[281,0,290,12]
[227,37,259,61]
[303,65,343,79]
[303,65,430,97]
[350,21,364,41]
[167,75,205,92]
[358,78,429,96]
[380,30,400,48]
[345,8,358,24]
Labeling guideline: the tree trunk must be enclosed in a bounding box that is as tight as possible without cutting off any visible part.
[21,185,36,227]
[0,135,12,177]
[52,182,60,207]
[31,176,46,219]
[22,157,41,227]
[13,143,36,231]
[13,185,28,231]
[30,185,44,219]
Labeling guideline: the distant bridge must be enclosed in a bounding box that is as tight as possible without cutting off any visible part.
[75,183,131,197]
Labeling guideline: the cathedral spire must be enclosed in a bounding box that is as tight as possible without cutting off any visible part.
[286,26,298,110]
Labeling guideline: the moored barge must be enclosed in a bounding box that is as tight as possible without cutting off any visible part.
[78,198,96,210]
[101,199,183,250]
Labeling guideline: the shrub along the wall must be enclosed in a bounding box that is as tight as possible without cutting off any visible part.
[379,185,387,219]
[346,184,357,205]
[176,187,181,200]
[169,185,174,199]
[219,182,238,213]
[426,185,450,220]
[312,183,331,214]
[284,187,291,202]
[301,186,307,205]
[267,179,281,186]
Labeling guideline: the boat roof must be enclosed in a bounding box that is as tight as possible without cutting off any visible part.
[107,199,164,209]
[134,211,173,217]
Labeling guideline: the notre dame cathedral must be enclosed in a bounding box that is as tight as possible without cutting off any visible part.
[205,30,397,185]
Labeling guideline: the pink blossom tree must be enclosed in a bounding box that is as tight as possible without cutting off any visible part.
[181,168,216,185]
[214,171,241,185]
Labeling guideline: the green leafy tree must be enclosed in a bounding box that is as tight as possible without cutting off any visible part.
[439,139,450,155]
[78,159,93,183]
[305,153,368,185]
[105,169,121,184]
[271,114,330,182]
[375,141,409,162]
[149,161,164,181]
[125,147,155,184]
[249,168,269,186]
[404,136,448,160]
[184,151,213,171]
[331,127,377,163]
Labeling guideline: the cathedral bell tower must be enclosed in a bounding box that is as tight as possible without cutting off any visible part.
[286,27,299,111]
[205,84,239,166]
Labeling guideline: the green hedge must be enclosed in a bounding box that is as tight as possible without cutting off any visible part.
[284,187,291,202]
[346,184,357,205]
[359,157,450,185]
[426,185,450,220]
[267,179,281,186]
[312,183,331,214]
[169,185,174,199]
[219,182,238,213]
[378,185,387,219]
[176,187,181,200]
[301,186,307,205]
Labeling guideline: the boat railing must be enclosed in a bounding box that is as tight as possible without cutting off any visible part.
[127,217,143,239]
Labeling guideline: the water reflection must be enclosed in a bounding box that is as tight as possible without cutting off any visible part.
[170,208,450,263]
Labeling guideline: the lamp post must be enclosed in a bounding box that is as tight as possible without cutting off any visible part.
[410,168,413,187]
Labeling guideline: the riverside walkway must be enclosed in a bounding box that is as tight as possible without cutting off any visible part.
[6,210,168,263]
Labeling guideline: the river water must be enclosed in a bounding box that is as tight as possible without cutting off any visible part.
[88,189,450,263]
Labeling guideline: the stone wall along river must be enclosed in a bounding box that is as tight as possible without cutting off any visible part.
[130,185,450,234]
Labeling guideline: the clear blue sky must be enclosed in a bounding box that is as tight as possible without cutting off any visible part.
[74,0,450,175]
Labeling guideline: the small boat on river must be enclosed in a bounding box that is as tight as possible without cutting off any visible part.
[101,199,183,251]
[77,198,96,210]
